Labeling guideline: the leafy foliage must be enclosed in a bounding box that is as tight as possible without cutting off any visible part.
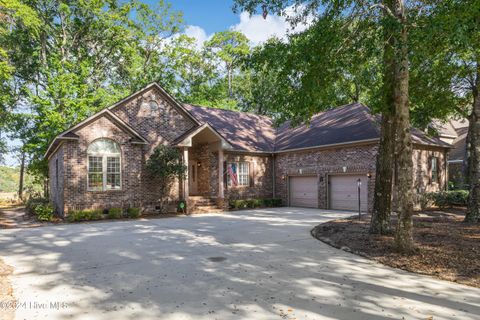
[427,190,470,209]
[0,165,42,194]
[146,145,186,213]
[34,203,54,221]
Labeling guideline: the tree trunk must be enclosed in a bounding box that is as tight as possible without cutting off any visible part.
[18,151,25,201]
[390,0,415,253]
[465,64,480,223]
[370,8,396,235]
[371,113,395,233]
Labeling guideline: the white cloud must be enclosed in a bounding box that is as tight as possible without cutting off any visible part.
[184,25,209,48]
[232,5,314,45]
[181,5,314,49]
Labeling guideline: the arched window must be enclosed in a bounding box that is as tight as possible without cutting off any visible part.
[87,139,121,191]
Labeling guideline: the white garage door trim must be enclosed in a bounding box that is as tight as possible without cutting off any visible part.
[328,174,368,212]
[289,176,318,208]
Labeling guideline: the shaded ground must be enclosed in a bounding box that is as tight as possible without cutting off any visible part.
[0,205,41,229]
[0,207,479,320]
[312,207,480,288]
[0,258,14,320]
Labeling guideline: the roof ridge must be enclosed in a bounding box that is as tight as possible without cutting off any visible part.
[183,103,274,122]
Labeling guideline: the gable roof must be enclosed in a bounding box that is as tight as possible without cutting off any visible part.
[183,104,276,152]
[108,82,200,126]
[44,109,148,159]
[184,102,450,153]
[45,83,451,160]
[449,126,468,161]
[275,103,381,151]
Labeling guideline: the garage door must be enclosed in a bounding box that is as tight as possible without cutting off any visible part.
[329,175,368,211]
[289,176,318,208]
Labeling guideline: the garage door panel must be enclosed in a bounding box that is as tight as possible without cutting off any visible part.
[289,176,318,208]
[329,175,367,211]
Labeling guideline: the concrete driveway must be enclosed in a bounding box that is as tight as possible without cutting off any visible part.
[0,208,479,320]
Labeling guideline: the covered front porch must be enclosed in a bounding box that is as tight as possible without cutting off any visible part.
[174,123,232,212]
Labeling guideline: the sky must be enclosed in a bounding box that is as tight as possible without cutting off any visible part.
[2,0,311,167]
[151,0,312,46]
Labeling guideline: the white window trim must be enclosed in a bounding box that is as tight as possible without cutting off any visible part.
[227,162,250,187]
[87,147,122,192]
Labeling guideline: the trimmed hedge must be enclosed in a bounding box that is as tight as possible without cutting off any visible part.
[229,198,282,209]
[67,209,103,222]
[107,208,123,219]
[68,207,141,222]
[426,190,469,209]
[126,207,141,218]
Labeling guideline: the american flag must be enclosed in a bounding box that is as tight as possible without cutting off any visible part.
[228,163,238,186]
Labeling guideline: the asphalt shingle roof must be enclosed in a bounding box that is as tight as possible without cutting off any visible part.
[184,103,450,152]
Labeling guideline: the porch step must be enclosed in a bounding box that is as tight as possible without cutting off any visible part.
[189,196,222,213]
[190,196,217,206]
[192,205,224,214]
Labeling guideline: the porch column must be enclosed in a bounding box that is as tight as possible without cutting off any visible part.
[183,147,189,200]
[218,148,224,199]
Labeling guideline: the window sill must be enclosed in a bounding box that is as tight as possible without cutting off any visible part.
[87,189,123,193]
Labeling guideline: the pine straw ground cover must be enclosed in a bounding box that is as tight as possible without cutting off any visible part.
[311,207,480,288]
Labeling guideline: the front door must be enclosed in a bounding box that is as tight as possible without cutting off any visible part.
[189,161,198,195]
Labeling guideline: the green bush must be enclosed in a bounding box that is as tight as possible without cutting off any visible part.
[68,209,103,222]
[228,198,282,209]
[252,199,263,207]
[35,203,54,222]
[126,207,140,218]
[427,190,469,209]
[263,198,273,207]
[107,208,123,219]
[229,199,246,209]
[272,198,282,207]
[25,197,49,215]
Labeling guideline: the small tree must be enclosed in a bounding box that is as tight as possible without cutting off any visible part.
[146,145,186,213]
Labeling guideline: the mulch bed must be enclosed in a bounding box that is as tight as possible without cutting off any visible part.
[311,207,480,288]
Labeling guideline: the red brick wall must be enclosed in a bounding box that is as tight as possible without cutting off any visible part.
[224,152,274,200]
[274,144,378,212]
[50,86,197,215]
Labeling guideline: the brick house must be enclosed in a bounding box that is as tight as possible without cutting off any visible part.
[45,82,450,216]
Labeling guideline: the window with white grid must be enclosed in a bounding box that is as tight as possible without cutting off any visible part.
[87,139,121,191]
[227,162,249,187]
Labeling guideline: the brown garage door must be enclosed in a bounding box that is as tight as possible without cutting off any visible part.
[329,175,368,211]
[289,176,318,208]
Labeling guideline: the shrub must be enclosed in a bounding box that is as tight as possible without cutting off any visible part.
[68,209,103,222]
[25,197,49,215]
[263,198,273,207]
[272,198,282,207]
[126,207,140,218]
[229,199,247,209]
[246,199,256,208]
[146,145,186,213]
[252,199,263,207]
[35,203,54,222]
[107,208,123,219]
[427,190,469,209]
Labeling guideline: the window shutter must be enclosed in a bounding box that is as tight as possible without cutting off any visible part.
[249,162,255,187]
[223,161,228,190]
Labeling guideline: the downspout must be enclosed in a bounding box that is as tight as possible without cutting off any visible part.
[444,149,448,191]
[272,153,276,198]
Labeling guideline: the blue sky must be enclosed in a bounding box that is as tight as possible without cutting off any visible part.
[161,0,239,35]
